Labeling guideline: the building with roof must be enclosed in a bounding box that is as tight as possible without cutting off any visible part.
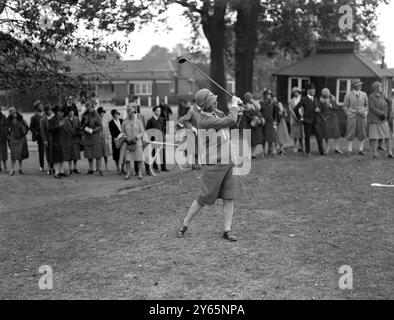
[275,41,394,106]
[65,53,234,106]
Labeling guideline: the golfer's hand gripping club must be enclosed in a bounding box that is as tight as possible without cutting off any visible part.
[232,96,245,111]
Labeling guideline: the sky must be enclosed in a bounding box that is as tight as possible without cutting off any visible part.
[119,2,394,68]
[376,1,394,67]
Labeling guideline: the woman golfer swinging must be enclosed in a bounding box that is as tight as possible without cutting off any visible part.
[176,89,244,242]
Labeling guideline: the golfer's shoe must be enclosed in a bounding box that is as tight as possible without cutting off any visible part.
[177,225,188,238]
[223,231,238,242]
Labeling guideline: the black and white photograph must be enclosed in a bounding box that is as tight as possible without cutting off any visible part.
[1,0,394,306]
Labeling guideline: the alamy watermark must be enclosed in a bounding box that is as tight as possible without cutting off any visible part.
[339,5,353,31]
[338,265,353,290]
[141,121,252,176]
[38,265,53,290]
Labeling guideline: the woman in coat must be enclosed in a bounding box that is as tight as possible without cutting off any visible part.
[241,92,264,158]
[81,100,104,175]
[289,87,304,153]
[40,104,54,175]
[274,95,292,155]
[368,81,393,158]
[319,88,342,155]
[7,107,29,175]
[48,105,66,179]
[121,105,145,180]
[63,106,81,174]
[109,109,125,174]
[97,107,112,171]
[0,108,8,172]
[260,90,278,156]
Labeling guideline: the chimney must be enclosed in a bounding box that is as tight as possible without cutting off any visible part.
[381,56,385,69]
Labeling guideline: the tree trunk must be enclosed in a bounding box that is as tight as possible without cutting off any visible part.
[201,0,228,113]
[234,0,260,98]
[0,1,6,15]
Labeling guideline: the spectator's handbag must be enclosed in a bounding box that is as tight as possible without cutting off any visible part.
[126,139,137,152]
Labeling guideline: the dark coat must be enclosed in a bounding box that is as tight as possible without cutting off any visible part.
[0,112,8,161]
[30,112,43,142]
[109,118,123,139]
[260,100,279,143]
[241,105,264,146]
[62,116,81,161]
[48,115,65,163]
[146,116,164,132]
[40,116,50,144]
[320,96,341,139]
[109,118,123,162]
[294,96,322,124]
[81,110,102,146]
[7,113,29,161]
[159,103,173,130]
[178,102,189,119]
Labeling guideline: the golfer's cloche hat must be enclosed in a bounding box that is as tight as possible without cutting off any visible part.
[195,89,216,110]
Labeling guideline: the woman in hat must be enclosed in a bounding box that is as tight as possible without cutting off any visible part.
[81,100,104,175]
[109,109,125,174]
[48,105,66,179]
[260,89,278,156]
[97,107,112,171]
[176,89,244,242]
[40,104,54,175]
[63,106,82,173]
[289,87,304,153]
[0,107,8,172]
[273,94,292,155]
[7,107,29,175]
[241,92,264,159]
[63,96,79,118]
[30,101,45,172]
[319,88,342,155]
[121,105,145,180]
[368,81,393,158]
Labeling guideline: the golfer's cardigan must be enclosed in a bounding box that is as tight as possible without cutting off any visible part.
[178,104,240,165]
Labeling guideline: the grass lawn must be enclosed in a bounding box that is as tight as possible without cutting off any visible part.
[0,139,393,300]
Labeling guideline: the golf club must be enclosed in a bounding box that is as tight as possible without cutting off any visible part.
[177,56,235,99]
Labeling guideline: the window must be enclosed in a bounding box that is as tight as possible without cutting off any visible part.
[131,82,152,96]
[336,79,351,105]
[288,77,310,101]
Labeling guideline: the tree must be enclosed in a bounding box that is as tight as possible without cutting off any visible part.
[359,36,386,65]
[168,0,229,112]
[141,45,172,60]
[240,0,390,94]
[231,0,260,97]
[0,0,158,96]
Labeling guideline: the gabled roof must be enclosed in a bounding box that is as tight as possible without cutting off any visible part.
[65,59,175,80]
[275,53,393,78]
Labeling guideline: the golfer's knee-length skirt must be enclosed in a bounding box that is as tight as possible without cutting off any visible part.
[197,164,235,206]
